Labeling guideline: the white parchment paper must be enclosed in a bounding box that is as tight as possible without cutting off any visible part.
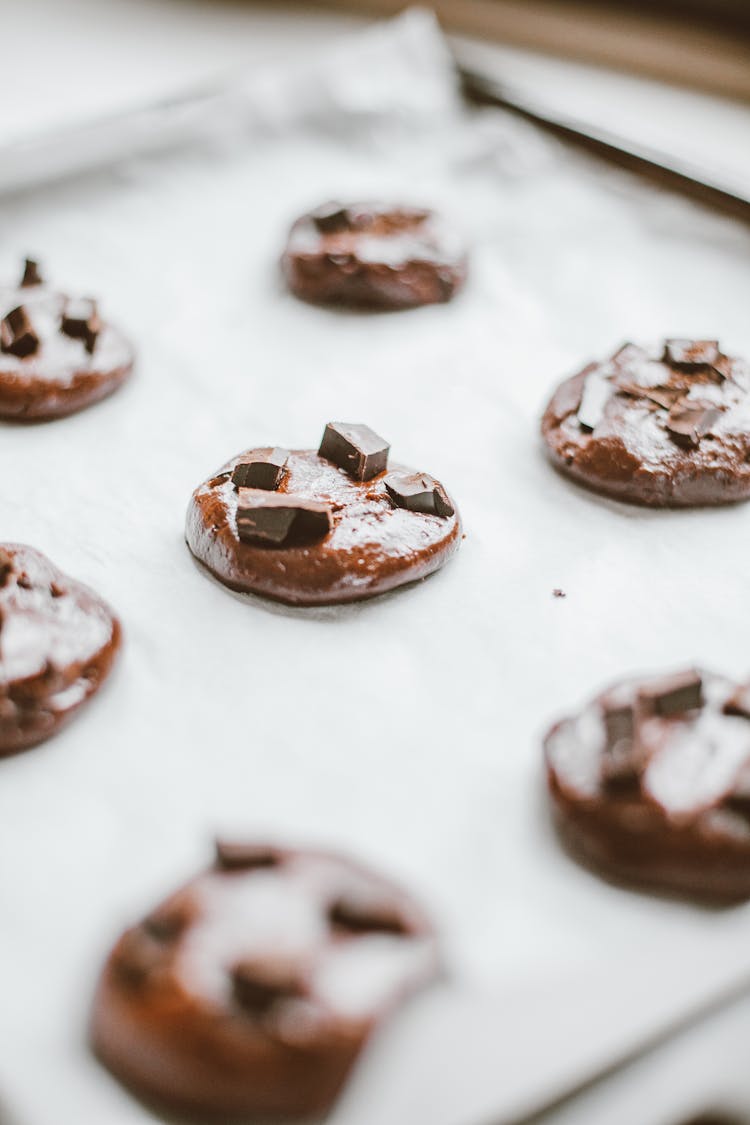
[1,10,750,1123]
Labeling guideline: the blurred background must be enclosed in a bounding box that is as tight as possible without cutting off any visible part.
[4,0,748,207]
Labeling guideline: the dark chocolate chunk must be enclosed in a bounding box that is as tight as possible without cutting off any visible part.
[235,491,332,547]
[615,382,681,411]
[384,471,454,518]
[665,402,721,448]
[599,700,638,787]
[20,259,42,288]
[329,890,408,935]
[231,956,306,1014]
[663,339,720,370]
[708,356,732,383]
[215,841,281,871]
[602,702,634,749]
[643,387,683,410]
[114,927,167,988]
[60,297,101,354]
[611,342,647,366]
[231,449,289,491]
[1,306,39,358]
[638,669,704,717]
[143,903,189,942]
[577,372,611,431]
[724,684,750,720]
[311,203,351,234]
[319,422,389,481]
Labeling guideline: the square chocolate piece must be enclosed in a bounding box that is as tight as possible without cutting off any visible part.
[235,490,332,547]
[602,702,634,750]
[231,449,289,491]
[665,402,720,448]
[384,471,454,518]
[20,259,42,288]
[310,203,351,234]
[0,306,39,358]
[638,669,703,717]
[611,342,646,366]
[663,339,720,369]
[231,955,306,1013]
[61,298,101,355]
[319,422,389,481]
[215,841,280,870]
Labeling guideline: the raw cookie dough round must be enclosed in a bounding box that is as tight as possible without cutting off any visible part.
[0,260,134,421]
[541,340,750,507]
[545,668,750,900]
[281,202,467,309]
[91,841,439,1119]
[185,423,462,606]
[0,544,121,755]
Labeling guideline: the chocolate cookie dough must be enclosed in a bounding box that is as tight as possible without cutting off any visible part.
[281,202,467,309]
[545,668,750,900]
[91,841,439,1119]
[185,422,461,605]
[0,260,134,420]
[0,545,121,755]
[541,340,750,506]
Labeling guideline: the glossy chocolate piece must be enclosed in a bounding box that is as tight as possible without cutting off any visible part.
[215,840,281,870]
[542,339,750,506]
[319,422,389,482]
[235,490,333,546]
[663,339,720,369]
[0,261,134,421]
[231,447,288,491]
[231,956,307,1014]
[310,202,351,234]
[330,889,410,935]
[0,544,121,756]
[384,471,454,517]
[545,669,750,900]
[638,669,703,716]
[60,297,101,355]
[20,259,42,288]
[602,700,634,749]
[1,306,39,358]
[665,402,720,448]
[91,843,439,1119]
[282,202,467,309]
[186,441,461,606]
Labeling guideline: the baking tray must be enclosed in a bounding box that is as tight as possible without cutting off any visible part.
[1,10,750,1123]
